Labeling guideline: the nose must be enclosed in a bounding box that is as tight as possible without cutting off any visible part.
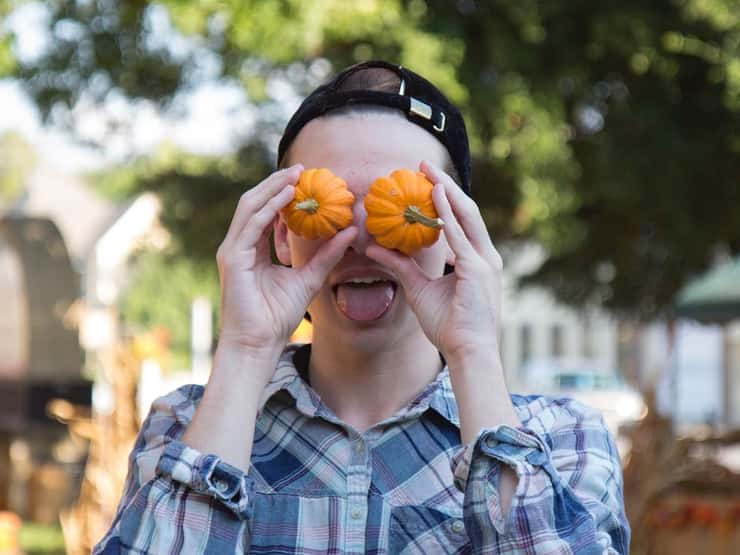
[348,196,374,254]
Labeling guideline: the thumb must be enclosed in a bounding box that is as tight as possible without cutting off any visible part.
[365,244,431,304]
[297,226,359,293]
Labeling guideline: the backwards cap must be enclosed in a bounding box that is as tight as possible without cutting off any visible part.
[277,60,472,195]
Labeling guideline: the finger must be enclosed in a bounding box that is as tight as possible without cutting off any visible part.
[421,160,495,256]
[365,244,432,302]
[238,183,296,251]
[430,181,479,264]
[297,226,359,293]
[224,164,303,246]
[254,213,279,261]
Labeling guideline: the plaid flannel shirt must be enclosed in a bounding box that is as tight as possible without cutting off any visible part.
[94,343,630,554]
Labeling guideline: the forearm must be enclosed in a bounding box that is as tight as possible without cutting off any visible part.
[95,382,261,553]
[451,388,631,552]
[446,348,520,444]
[447,347,521,517]
[182,342,282,471]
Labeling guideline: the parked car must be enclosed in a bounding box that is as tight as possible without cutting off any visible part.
[519,358,647,441]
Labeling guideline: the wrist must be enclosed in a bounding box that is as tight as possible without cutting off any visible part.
[210,339,284,389]
[216,337,283,365]
[444,341,502,373]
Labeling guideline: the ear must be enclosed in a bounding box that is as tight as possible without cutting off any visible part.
[273,214,292,265]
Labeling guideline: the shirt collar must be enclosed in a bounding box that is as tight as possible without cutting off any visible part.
[257,343,321,418]
[258,343,460,428]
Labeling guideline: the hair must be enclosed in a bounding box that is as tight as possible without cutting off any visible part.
[278,65,462,186]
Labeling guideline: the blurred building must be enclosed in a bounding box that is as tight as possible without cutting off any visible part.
[500,241,740,429]
[10,164,123,273]
[641,320,740,428]
[499,242,618,389]
[8,163,164,353]
[0,163,162,520]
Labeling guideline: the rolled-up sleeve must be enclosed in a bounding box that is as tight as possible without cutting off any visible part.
[452,396,630,554]
[93,385,255,554]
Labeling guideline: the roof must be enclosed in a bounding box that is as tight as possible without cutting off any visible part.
[675,256,740,324]
[8,163,125,264]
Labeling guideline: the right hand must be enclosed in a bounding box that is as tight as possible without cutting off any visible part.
[215,164,358,361]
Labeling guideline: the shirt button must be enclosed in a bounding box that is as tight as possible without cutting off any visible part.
[350,507,363,519]
[451,519,465,534]
[484,435,497,449]
[355,441,364,453]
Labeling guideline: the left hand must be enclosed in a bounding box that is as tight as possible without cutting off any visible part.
[365,160,504,363]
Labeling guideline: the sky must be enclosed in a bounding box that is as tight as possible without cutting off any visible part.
[0,2,262,174]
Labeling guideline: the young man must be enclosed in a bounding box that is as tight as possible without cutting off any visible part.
[95,61,630,554]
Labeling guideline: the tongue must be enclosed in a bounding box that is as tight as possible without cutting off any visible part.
[336,282,395,321]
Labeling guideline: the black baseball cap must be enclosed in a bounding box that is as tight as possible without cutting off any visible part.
[277,60,472,195]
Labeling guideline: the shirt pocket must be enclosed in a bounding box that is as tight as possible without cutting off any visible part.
[388,504,471,555]
[250,492,344,554]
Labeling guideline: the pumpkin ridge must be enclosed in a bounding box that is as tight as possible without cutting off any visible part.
[368,197,404,216]
[322,187,354,204]
[367,216,404,235]
[282,168,354,239]
[305,214,319,239]
[394,169,418,196]
[364,169,442,254]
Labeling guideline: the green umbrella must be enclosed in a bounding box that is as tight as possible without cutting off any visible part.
[675,256,740,324]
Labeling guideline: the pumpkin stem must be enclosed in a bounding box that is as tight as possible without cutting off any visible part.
[295,198,320,214]
[404,205,444,229]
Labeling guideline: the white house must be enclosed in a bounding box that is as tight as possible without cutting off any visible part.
[499,242,618,390]
[498,241,739,428]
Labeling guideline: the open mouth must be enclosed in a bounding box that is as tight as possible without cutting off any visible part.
[331,279,398,321]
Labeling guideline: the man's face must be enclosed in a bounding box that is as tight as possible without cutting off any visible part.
[274,112,453,349]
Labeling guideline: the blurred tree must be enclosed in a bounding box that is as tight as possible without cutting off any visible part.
[3,0,740,319]
[0,0,17,77]
[121,246,221,370]
[94,141,272,363]
[0,131,36,207]
[90,140,274,260]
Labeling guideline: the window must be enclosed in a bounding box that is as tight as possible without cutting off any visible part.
[520,324,532,368]
[581,315,595,358]
[551,324,564,357]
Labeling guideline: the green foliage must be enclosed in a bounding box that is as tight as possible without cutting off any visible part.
[6,0,740,318]
[89,141,273,262]
[121,246,221,370]
[91,142,274,368]
[19,521,65,555]
[0,34,17,77]
[0,131,36,206]
[0,0,18,75]
[421,0,740,316]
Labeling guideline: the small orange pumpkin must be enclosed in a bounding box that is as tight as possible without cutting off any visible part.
[282,168,355,239]
[364,169,444,255]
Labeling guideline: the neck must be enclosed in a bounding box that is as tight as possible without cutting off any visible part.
[307,328,443,432]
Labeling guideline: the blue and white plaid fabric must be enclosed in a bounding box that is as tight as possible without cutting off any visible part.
[94,343,630,554]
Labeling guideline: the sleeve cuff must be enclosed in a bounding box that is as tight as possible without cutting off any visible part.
[156,440,255,520]
[452,424,550,492]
